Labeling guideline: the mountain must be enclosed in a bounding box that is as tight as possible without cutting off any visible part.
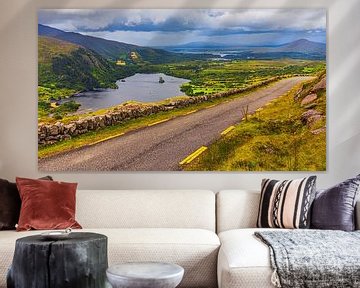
[247,39,326,60]
[38,36,130,93]
[39,24,137,60]
[272,39,326,54]
[214,39,326,60]
[163,39,326,60]
[38,24,206,64]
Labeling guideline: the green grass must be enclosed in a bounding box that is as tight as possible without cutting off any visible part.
[38,36,79,64]
[183,73,326,171]
[146,59,325,96]
[38,78,286,159]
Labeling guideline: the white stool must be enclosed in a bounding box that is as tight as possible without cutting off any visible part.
[106,262,184,288]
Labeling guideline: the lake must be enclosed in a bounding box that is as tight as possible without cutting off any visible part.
[62,73,190,113]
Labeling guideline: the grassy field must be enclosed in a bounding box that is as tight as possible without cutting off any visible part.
[145,59,325,96]
[182,73,326,171]
[38,58,325,123]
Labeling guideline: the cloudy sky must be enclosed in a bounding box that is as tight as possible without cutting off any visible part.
[38,9,326,47]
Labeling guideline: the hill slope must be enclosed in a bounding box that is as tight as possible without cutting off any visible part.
[38,24,204,63]
[38,36,137,120]
[38,36,128,92]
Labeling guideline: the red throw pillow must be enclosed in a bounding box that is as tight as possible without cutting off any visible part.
[16,177,82,231]
[0,176,53,230]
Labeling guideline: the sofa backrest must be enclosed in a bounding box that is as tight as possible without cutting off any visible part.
[216,190,260,233]
[217,190,360,232]
[76,190,216,231]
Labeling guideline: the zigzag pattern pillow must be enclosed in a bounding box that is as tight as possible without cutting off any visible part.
[257,176,317,229]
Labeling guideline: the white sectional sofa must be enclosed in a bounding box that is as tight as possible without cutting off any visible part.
[0,190,219,288]
[1,189,359,288]
[216,190,274,288]
[216,190,360,288]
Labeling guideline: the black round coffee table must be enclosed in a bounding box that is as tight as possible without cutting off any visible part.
[7,232,108,288]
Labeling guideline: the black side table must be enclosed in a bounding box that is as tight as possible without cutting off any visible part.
[7,232,108,288]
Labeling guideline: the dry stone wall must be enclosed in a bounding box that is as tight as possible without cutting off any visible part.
[38,77,281,145]
[38,104,167,145]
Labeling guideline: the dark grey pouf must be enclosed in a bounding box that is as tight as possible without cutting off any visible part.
[7,232,108,288]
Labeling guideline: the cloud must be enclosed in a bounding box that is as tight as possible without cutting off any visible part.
[81,29,326,47]
[82,30,202,47]
[38,9,326,33]
[38,9,326,46]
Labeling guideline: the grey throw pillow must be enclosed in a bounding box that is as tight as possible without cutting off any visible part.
[311,174,360,231]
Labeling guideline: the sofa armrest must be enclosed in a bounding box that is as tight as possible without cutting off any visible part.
[356,201,360,230]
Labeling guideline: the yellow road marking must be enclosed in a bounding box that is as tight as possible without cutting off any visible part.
[148,118,170,126]
[221,126,235,136]
[205,104,216,109]
[179,146,208,165]
[90,133,125,146]
[184,110,198,115]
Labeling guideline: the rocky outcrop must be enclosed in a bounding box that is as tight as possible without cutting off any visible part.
[311,77,326,92]
[295,74,326,133]
[38,77,281,145]
[311,127,326,135]
[300,109,324,127]
[301,93,317,106]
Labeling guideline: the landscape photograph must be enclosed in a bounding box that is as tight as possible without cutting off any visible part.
[37,9,326,171]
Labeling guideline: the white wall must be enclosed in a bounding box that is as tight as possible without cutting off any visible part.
[0,0,359,190]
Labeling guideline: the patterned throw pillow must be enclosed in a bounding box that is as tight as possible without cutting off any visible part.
[257,176,317,229]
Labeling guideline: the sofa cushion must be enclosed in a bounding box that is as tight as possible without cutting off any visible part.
[218,228,278,288]
[76,190,216,231]
[257,177,316,229]
[0,179,20,231]
[0,176,52,230]
[16,177,81,231]
[311,174,360,231]
[0,228,220,288]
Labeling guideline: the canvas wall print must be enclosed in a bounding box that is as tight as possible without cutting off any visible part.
[37,9,326,171]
